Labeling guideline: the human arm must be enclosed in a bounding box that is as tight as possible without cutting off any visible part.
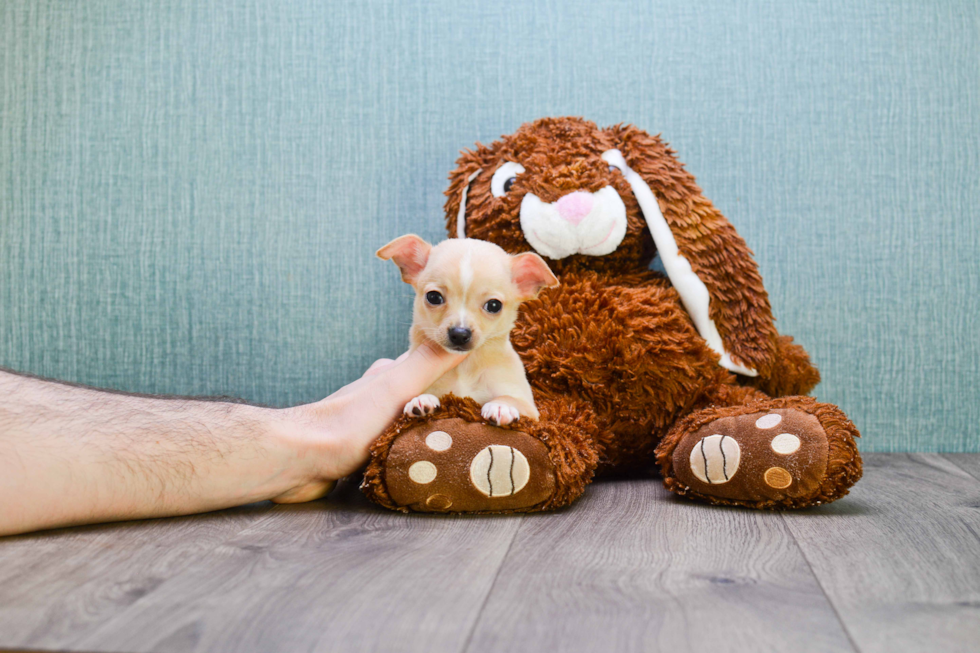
[0,341,464,536]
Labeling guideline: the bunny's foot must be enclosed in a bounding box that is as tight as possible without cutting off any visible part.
[376,418,555,513]
[656,396,862,509]
[363,394,600,514]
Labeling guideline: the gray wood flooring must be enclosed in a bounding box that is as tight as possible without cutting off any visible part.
[0,453,977,653]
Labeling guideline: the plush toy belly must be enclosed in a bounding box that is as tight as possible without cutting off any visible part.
[510,269,734,470]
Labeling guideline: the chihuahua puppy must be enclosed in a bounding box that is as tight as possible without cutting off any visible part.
[377,235,558,425]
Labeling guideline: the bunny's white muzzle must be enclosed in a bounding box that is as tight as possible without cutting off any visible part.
[519,187,628,260]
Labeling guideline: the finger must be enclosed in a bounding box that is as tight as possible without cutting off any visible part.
[270,480,337,504]
[327,357,397,401]
[325,373,373,401]
[373,340,466,405]
[306,342,464,422]
[363,357,396,378]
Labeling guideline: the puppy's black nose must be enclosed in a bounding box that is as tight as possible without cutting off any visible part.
[447,326,472,347]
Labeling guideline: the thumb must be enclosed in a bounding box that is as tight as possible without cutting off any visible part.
[374,340,466,405]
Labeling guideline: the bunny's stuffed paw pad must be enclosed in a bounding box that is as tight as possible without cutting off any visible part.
[669,409,830,506]
[383,418,556,513]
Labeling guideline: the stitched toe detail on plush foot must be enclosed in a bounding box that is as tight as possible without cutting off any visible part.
[672,409,831,506]
[384,418,556,513]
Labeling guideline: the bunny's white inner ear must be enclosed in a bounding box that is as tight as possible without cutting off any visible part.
[602,149,757,377]
[456,169,482,239]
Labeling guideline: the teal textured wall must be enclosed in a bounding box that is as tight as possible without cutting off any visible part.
[1,1,978,451]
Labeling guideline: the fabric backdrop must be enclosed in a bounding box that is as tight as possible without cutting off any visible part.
[1,0,977,452]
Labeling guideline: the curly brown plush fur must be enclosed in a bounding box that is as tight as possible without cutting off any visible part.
[364,117,860,512]
[446,119,783,377]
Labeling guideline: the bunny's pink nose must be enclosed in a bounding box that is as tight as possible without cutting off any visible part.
[556,192,594,225]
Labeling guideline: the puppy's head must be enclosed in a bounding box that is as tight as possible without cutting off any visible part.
[378,235,557,353]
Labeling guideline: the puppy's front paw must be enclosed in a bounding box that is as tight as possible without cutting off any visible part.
[404,394,440,417]
[481,400,520,426]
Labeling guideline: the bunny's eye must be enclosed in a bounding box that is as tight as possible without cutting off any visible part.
[484,299,502,314]
[426,291,444,306]
[491,161,526,197]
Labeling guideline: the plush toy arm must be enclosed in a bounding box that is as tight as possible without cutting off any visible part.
[603,125,778,378]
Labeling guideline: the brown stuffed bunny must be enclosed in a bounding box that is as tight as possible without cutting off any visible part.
[362,117,861,513]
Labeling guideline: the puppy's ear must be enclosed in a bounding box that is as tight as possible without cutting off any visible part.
[603,124,777,377]
[511,252,559,301]
[377,234,431,285]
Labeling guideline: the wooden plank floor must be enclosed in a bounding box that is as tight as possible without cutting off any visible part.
[0,453,977,653]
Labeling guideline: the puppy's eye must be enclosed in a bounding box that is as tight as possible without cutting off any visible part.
[484,299,502,314]
[425,291,444,306]
[491,161,526,197]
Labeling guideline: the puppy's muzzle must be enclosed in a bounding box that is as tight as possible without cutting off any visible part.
[447,326,473,350]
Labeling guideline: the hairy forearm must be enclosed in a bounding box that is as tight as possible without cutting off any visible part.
[0,341,465,536]
[0,370,311,536]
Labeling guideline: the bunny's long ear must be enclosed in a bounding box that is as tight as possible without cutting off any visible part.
[444,145,492,239]
[602,125,777,378]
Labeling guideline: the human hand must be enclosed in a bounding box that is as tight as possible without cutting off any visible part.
[269,341,466,503]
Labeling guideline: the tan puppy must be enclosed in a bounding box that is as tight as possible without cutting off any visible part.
[378,235,558,425]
